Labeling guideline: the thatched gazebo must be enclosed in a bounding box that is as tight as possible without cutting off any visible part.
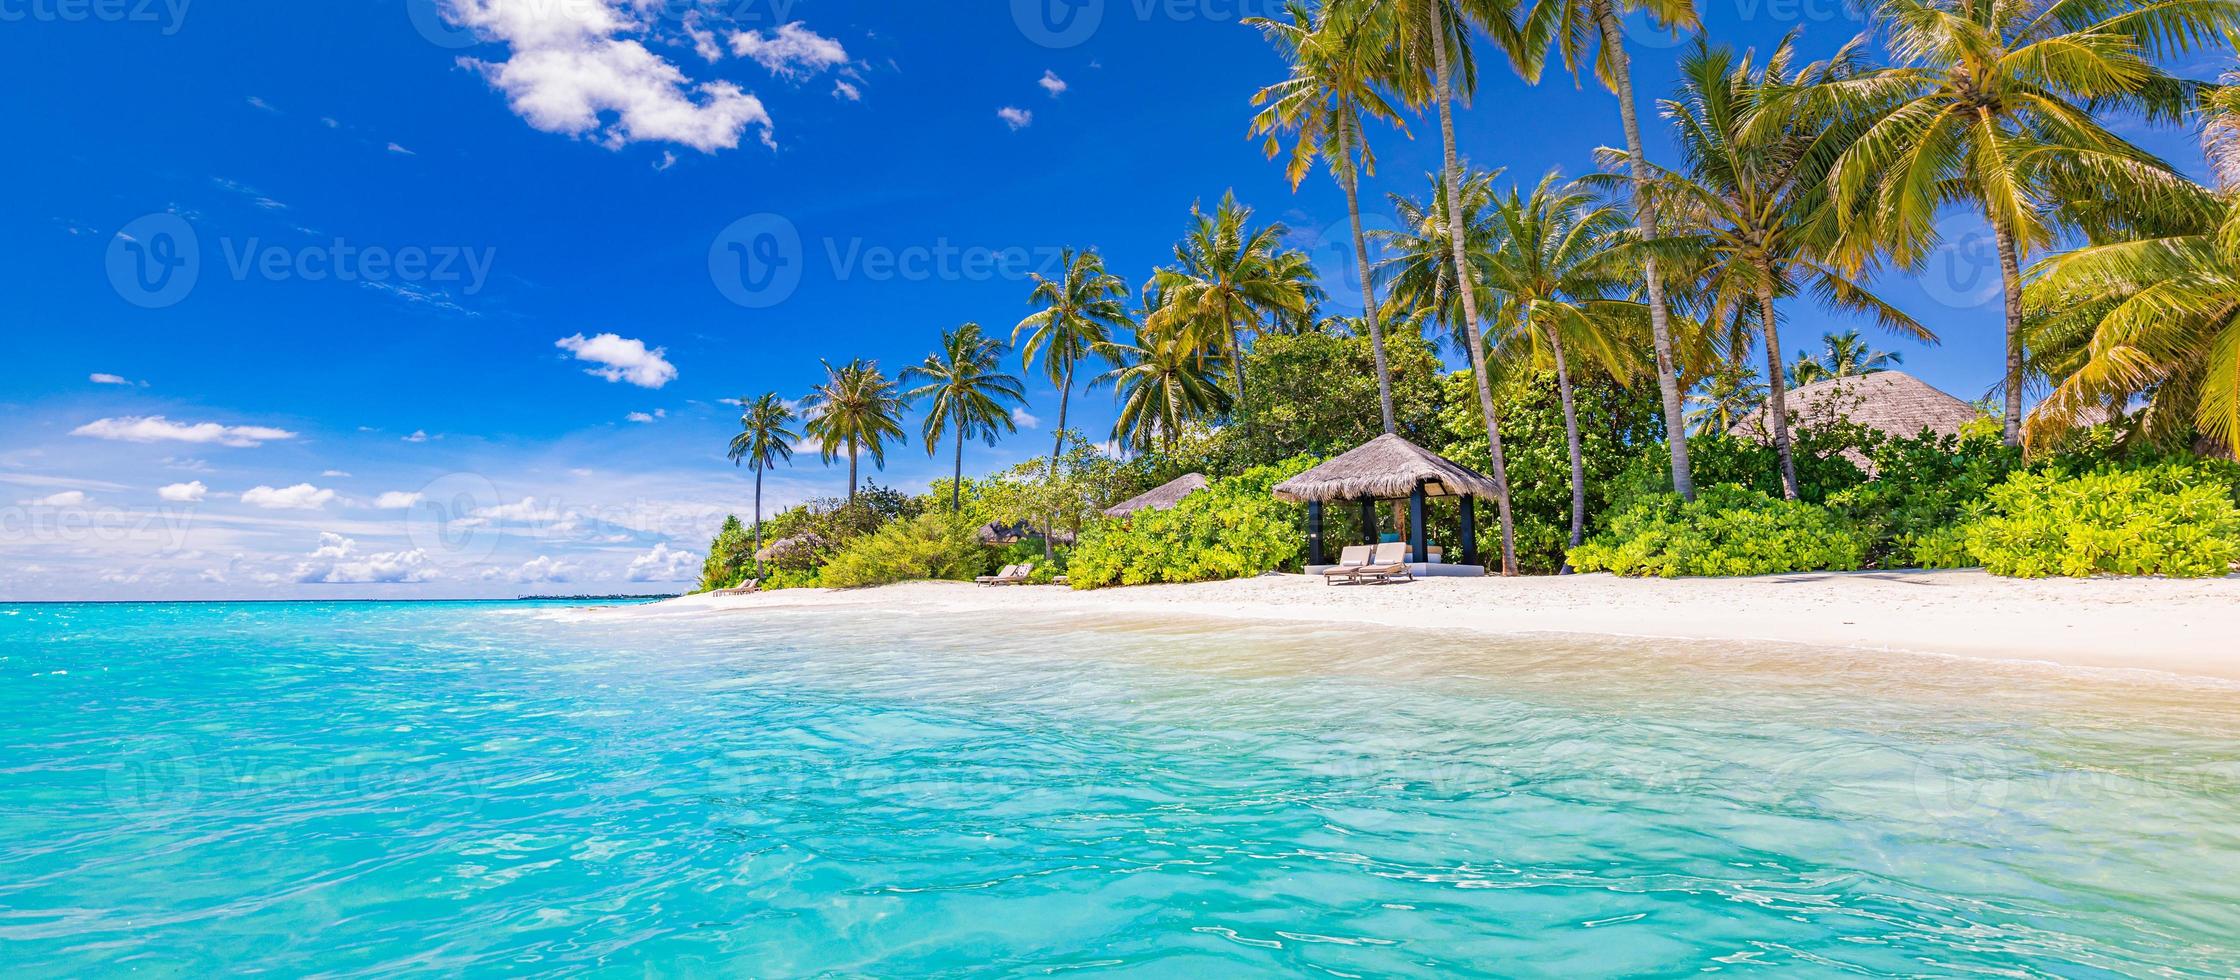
[1731,371,1981,442]
[1103,473,1208,518]
[1271,433,1499,571]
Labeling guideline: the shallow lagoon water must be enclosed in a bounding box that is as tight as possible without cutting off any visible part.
[4,599,2239,976]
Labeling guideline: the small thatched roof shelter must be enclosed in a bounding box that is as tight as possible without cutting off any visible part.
[753,533,826,563]
[1103,473,1208,518]
[976,520,1076,547]
[1730,371,1981,442]
[1272,433,1502,503]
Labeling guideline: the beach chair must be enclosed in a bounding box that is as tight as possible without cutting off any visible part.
[975,564,1020,586]
[979,563,1035,586]
[1321,545,1375,585]
[1352,543,1416,585]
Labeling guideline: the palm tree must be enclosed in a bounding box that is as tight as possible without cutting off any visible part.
[2022,89,2240,453]
[1145,193,1319,418]
[1790,329,1904,386]
[1092,330,1232,456]
[726,391,799,575]
[903,323,1027,514]
[1787,0,2236,445]
[1688,367,1768,433]
[1371,168,1501,358]
[1616,37,1930,499]
[1381,0,1527,574]
[1511,0,1703,501]
[1481,171,1646,555]
[1017,248,1131,557]
[1248,0,1410,433]
[803,358,908,508]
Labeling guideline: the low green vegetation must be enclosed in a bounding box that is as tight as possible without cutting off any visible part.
[819,513,992,589]
[1953,466,2240,579]
[1567,485,1866,578]
[1068,458,1316,589]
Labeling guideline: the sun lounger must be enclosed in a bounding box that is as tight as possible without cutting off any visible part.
[1321,545,1376,584]
[1351,543,1416,585]
[976,564,1019,585]
[977,563,1034,586]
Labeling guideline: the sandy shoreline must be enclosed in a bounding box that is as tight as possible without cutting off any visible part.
[640,570,2240,682]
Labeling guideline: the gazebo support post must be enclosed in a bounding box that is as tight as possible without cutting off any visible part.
[1306,501,1325,567]
[1409,484,1428,564]
[1359,497,1377,546]
[1460,495,1479,567]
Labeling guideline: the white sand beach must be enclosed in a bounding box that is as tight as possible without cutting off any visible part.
[645,571,2240,682]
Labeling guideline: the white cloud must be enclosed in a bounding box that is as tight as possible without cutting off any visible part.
[291,533,436,585]
[997,106,1033,130]
[158,481,208,503]
[246,96,279,113]
[486,555,576,584]
[556,332,677,388]
[22,491,89,507]
[373,491,423,509]
[1013,408,1040,429]
[72,416,297,448]
[728,23,849,79]
[476,497,565,523]
[387,142,416,155]
[90,373,136,386]
[446,0,774,153]
[322,470,353,478]
[627,542,701,582]
[1038,71,1067,97]
[626,409,667,424]
[833,79,861,101]
[403,430,433,443]
[241,484,337,510]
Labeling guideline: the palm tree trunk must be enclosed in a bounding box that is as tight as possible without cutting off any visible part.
[1598,8,1696,501]
[1045,363,1075,563]
[1989,212,2026,446]
[753,464,765,578]
[1550,331,1588,566]
[952,425,965,514]
[846,435,859,508]
[1755,261,1801,499]
[1342,153,1396,435]
[1430,8,1518,576]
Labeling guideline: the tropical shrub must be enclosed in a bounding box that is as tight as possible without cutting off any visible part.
[1955,465,2240,578]
[818,512,992,589]
[1567,484,1869,578]
[1825,430,2021,567]
[695,515,753,593]
[1068,457,1315,589]
[1607,426,1874,515]
[1231,331,1450,467]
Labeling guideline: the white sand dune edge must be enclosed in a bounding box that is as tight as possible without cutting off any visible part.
[639,570,2240,681]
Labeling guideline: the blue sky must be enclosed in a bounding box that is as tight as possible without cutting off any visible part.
[0,0,2218,600]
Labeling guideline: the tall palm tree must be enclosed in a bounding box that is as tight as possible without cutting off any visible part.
[1785,0,2236,445]
[1688,367,1768,433]
[2023,89,2240,453]
[1145,193,1319,417]
[725,391,799,576]
[1017,248,1131,557]
[1616,37,1930,498]
[1381,0,1527,574]
[1481,171,1647,555]
[1508,0,1702,503]
[1371,168,1501,358]
[903,323,1027,514]
[1248,0,1410,433]
[1092,327,1234,455]
[1790,329,1905,386]
[803,358,908,508]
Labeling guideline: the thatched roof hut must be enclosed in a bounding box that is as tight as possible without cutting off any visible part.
[1730,371,1981,442]
[1272,433,1503,503]
[976,520,1076,547]
[753,533,826,563]
[1103,473,1208,518]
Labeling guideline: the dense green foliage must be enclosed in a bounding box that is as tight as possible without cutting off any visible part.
[1952,466,2240,578]
[1231,331,1447,462]
[819,513,993,589]
[1567,485,1868,578]
[1824,429,2022,568]
[1068,458,1316,589]
[1437,368,1662,572]
[695,515,753,593]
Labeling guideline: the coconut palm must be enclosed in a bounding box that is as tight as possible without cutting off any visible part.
[1091,327,1233,455]
[1371,168,1501,357]
[1613,37,1930,499]
[1017,248,1131,557]
[1790,329,1905,386]
[725,391,799,575]
[1378,0,1528,574]
[1784,0,2236,446]
[1688,367,1768,433]
[1248,0,1411,433]
[1511,0,1703,501]
[1481,171,1647,555]
[904,323,1027,514]
[2023,90,2240,453]
[1146,193,1319,420]
[803,358,908,508]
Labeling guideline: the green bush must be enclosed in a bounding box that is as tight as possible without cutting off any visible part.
[818,512,993,589]
[1824,430,2021,568]
[1566,484,1869,578]
[1068,457,1315,589]
[1607,428,1873,516]
[1956,465,2240,578]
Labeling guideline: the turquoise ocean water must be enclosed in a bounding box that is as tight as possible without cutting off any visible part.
[4,599,2239,976]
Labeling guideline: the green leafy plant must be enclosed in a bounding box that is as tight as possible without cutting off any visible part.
[1567,484,1868,577]
[1824,430,2021,568]
[1068,457,1315,589]
[1957,465,2240,578]
[818,512,993,589]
